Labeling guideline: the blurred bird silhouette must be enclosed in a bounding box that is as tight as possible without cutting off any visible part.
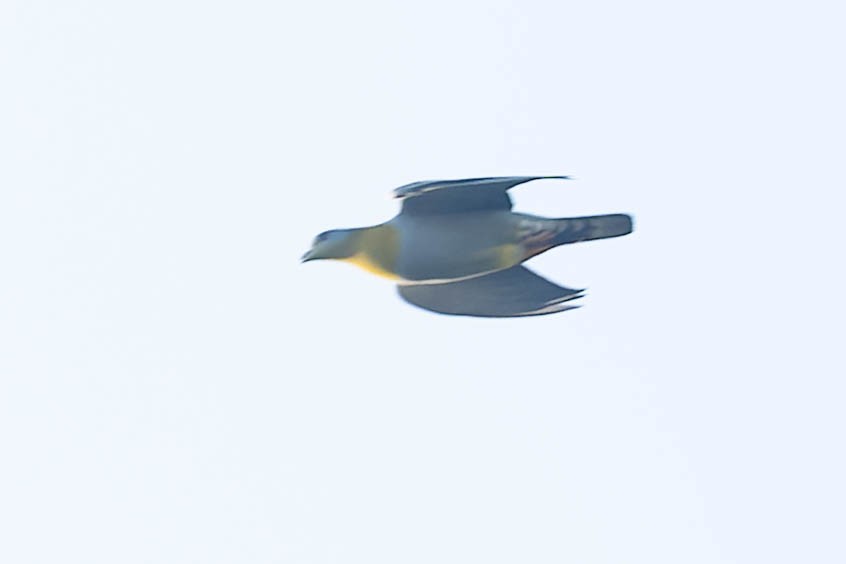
[302,176,633,317]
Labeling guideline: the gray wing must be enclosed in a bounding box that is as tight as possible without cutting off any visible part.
[394,176,570,215]
[397,265,584,317]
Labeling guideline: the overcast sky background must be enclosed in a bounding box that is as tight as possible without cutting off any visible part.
[1,1,844,563]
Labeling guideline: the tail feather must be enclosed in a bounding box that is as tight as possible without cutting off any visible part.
[552,214,633,246]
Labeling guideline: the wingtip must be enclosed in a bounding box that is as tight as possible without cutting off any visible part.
[528,301,582,316]
[536,175,572,181]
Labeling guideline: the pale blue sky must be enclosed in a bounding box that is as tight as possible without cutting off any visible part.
[1,1,844,563]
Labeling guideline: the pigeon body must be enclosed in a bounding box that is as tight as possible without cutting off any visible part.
[302,176,633,317]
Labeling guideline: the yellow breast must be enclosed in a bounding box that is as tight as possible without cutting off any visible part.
[341,224,402,281]
[345,252,402,280]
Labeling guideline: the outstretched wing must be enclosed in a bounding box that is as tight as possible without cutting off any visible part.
[397,265,584,317]
[394,176,570,215]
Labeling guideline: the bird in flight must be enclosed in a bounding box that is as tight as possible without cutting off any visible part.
[301,176,633,317]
